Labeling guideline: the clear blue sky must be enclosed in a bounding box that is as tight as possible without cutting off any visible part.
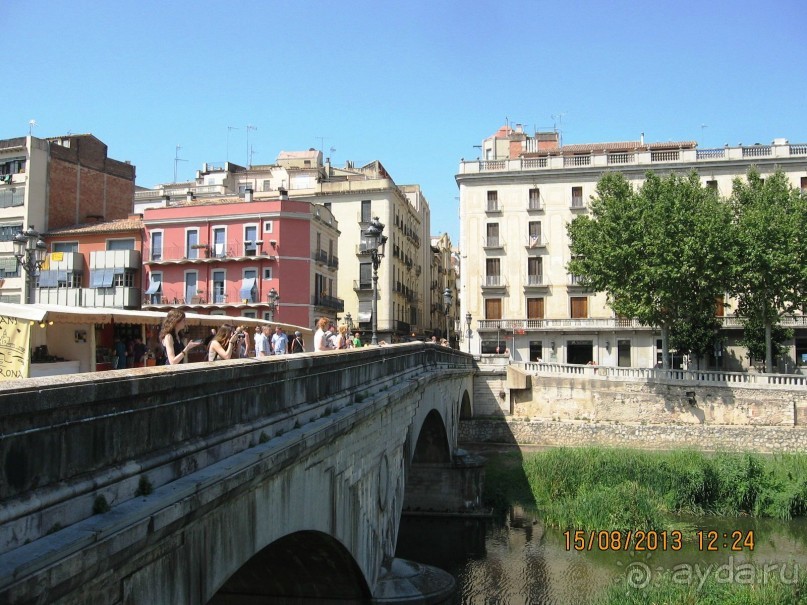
[5,0,806,243]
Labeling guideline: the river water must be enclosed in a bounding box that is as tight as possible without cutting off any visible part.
[396,494,807,604]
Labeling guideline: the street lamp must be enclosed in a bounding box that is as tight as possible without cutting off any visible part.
[465,312,472,354]
[344,311,353,332]
[364,217,387,346]
[443,287,453,347]
[267,287,280,321]
[13,226,47,304]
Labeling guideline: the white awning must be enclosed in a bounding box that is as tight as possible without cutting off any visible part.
[239,277,256,301]
[358,300,372,322]
[144,278,162,295]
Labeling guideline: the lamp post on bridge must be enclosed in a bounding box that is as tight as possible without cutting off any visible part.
[13,226,47,304]
[363,217,387,346]
[465,312,472,354]
[443,287,453,347]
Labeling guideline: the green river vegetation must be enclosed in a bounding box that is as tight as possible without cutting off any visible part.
[481,447,807,604]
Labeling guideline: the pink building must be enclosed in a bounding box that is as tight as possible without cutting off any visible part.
[141,192,341,328]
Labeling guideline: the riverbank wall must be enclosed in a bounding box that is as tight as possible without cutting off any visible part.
[462,361,807,453]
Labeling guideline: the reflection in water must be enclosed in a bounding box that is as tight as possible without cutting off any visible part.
[396,509,807,605]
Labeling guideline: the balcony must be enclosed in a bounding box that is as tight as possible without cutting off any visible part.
[485,201,501,213]
[328,255,339,269]
[570,196,585,210]
[477,317,648,331]
[314,292,344,312]
[651,150,680,162]
[36,287,142,309]
[89,249,141,270]
[353,280,372,291]
[481,275,507,291]
[524,274,548,289]
[313,249,328,264]
[483,237,503,249]
[525,235,546,249]
[143,242,275,264]
[527,198,543,212]
[564,155,591,167]
[607,152,635,165]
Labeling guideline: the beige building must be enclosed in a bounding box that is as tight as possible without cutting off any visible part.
[136,151,445,340]
[457,125,807,369]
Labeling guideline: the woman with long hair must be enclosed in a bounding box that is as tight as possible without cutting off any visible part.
[313,317,331,352]
[160,309,201,365]
[208,323,240,361]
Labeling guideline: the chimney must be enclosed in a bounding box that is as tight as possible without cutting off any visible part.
[278,187,288,201]
[186,191,194,203]
[245,188,253,202]
[640,132,645,146]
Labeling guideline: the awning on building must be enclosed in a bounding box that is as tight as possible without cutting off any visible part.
[358,300,372,322]
[144,277,162,295]
[239,277,256,302]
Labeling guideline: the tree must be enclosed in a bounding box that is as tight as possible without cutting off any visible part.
[738,316,792,372]
[567,171,735,368]
[668,297,723,369]
[729,169,807,372]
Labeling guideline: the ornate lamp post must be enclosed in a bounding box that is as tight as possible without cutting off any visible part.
[465,312,472,354]
[364,217,387,346]
[267,287,280,321]
[443,287,453,347]
[13,226,47,304]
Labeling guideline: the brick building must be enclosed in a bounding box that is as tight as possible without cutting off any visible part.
[0,134,136,303]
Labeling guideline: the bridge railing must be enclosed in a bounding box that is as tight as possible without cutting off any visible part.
[0,343,472,555]
[517,362,807,388]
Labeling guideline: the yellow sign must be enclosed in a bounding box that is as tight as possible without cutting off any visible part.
[0,315,30,380]
[51,252,64,262]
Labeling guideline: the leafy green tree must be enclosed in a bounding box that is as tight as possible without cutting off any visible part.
[669,299,723,369]
[567,171,734,368]
[738,316,792,371]
[729,169,807,372]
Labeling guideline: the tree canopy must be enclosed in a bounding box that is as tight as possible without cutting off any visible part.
[567,171,735,368]
[729,168,807,370]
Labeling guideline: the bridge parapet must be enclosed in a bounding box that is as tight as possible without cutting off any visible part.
[0,343,472,556]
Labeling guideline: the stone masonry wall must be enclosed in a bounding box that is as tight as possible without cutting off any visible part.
[460,418,807,454]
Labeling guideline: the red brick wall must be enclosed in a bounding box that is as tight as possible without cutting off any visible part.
[47,159,135,230]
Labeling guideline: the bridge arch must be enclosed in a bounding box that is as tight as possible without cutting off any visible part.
[411,409,451,464]
[211,530,371,603]
[459,389,472,419]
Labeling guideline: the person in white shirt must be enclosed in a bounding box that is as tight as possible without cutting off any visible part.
[254,325,272,357]
[271,326,288,355]
[313,317,331,352]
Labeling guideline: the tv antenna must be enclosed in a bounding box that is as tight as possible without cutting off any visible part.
[246,124,257,168]
[173,145,187,183]
[226,126,239,162]
[28,119,38,135]
[551,113,567,146]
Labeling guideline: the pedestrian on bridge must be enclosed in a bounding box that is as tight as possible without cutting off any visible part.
[161,309,202,365]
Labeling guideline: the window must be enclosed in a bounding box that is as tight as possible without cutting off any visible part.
[801,177,807,192]
[527,298,544,319]
[361,200,372,223]
[107,239,135,251]
[528,188,541,210]
[112,270,135,287]
[706,180,718,191]
[485,259,500,286]
[570,296,588,319]
[263,220,273,233]
[359,262,372,288]
[618,340,631,367]
[150,232,163,261]
[528,221,542,246]
[0,257,19,278]
[262,179,271,191]
[527,257,543,284]
[213,270,226,303]
[145,271,162,303]
[485,223,499,247]
[529,341,543,362]
[263,267,273,280]
[184,271,198,302]
[0,224,22,241]
[486,190,498,212]
[715,296,725,317]
[186,229,199,259]
[212,228,226,257]
[485,298,502,320]
[53,241,78,253]
[571,186,584,208]
[244,225,258,256]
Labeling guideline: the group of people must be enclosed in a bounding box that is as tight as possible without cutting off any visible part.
[313,317,363,351]
[158,309,306,366]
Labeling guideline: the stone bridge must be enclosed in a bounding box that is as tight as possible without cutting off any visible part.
[0,343,476,604]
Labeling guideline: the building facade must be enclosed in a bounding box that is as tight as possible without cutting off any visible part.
[136,151,446,342]
[457,125,807,369]
[139,191,341,329]
[0,134,136,304]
